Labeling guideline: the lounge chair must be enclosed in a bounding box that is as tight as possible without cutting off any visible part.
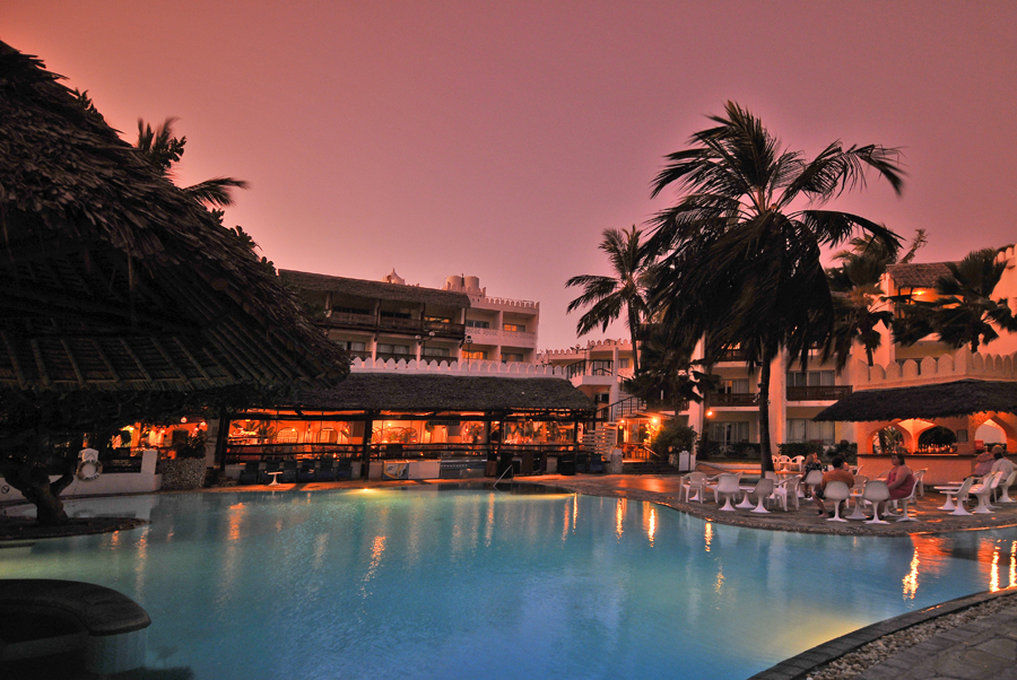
[823,481,851,522]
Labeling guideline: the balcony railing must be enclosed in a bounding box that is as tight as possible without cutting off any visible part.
[786,385,852,401]
[716,348,749,362]
[706,392,757,407]
[321,312,465,338]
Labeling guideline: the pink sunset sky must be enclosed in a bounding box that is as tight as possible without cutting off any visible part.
[6,1,1017,349]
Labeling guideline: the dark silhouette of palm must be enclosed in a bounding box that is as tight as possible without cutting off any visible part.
[136,118,248,207]
[895,248,1016,352]
[647,102,904,470]
[566,226,652,373]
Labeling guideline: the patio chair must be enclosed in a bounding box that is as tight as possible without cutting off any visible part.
[893,479,919,522]
[862,480,891,524]
[297,461,316,483]
[681,472,710,503]
[939,477,976,516]
[315,457,337,482]
[711,473,742,511]
[970,471,1002,514]
[771,476,800,512]
[802,469,824,498]
[915,468,927,497]
[997,469,1017,503]
[790,455,805,472]
[742,477,775,514]
[846,475,869,520]
[823,481,851,522]
[237,461,260,486]
[774,455,791,471]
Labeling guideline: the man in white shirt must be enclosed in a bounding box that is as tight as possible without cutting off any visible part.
[989,445,1015,477]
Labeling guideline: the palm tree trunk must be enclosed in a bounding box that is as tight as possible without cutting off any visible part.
[865,347,874,366]
[758,355,775,472]
[627,306,641,374]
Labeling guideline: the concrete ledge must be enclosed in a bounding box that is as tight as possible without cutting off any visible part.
[748,587,1017,680]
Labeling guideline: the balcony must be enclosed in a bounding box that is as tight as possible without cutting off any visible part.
[715,348,749,362]
[320,312,465,339]
[326,311,376,329]
[786,385,852,402]
[707,392,757,407]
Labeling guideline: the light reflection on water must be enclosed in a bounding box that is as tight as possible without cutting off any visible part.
[2,489,1016,680]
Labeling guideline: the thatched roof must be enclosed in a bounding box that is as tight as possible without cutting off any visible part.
[278,373,593,413]
[0,42,347,432]
[814,379,1017,422]
[887,262,952,288]
[280,270,470,308]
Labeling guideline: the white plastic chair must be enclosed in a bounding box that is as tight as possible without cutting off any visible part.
[790,455,805,472]
[915,468,927,497]
[863,480,891,524]
[712,473,742,511]
[970,471,1001,514]
[772,477,800,512]
[824,481,851,522]
[942,477,976,516]
[846,475,869,520]
[894,478,919,522]
[743,477,774,514]
[997,470,1017,503]
[681,472,709,503]
[802,469,824,498]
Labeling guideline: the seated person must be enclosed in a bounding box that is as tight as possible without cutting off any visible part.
[990,445,1015,477]
[886,452,915,501]
[973,447,994,476]
[799,452,823,497]
[814,455,854,515]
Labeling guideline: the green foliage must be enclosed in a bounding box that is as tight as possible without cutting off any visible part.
[177,430,207,459]
[650,421,698,457]
[778,441,824,457]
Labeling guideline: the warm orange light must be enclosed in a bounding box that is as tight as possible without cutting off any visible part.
[706,410,714,418]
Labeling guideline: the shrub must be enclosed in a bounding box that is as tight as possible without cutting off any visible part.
[778,441,824,458]
[651,422,698,458]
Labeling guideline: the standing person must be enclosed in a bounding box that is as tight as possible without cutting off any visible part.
[814,456,854,515]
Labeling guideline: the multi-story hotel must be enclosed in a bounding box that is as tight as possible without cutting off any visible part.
[540,245,1017,465]
[279,270,539,364]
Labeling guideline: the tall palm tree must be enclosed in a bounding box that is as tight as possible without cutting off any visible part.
[895,248,1016,352]
[136,118,248,207]
[647,102,904,470]
[825,229,926,367]
[566,226,652,373]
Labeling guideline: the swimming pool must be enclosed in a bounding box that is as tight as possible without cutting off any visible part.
[3,487,1016,679]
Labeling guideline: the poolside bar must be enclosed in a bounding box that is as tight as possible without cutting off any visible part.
[221,372,595,481]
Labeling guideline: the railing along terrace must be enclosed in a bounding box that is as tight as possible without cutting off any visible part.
[707,392,757,406]
[226,443,362,463]
[716,348,749,362]
[348,350,372,360]
[785,385,852,401]
[102,449,145,473]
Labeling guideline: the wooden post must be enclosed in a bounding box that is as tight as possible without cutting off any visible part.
[361,411,374,479]
[215,407,231,472]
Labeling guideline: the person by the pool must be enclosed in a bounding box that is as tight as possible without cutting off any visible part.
[885,452,915,504]
[990,445,1015,477]
[800,451,823,498]
[814,455,853,515]
[973,445,995,476]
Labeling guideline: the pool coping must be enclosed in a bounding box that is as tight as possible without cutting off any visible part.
[747,587,1017,680]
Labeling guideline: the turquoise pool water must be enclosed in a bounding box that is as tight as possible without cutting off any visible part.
[3,488,1016,679]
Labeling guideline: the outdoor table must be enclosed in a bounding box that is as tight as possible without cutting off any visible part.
[934,484,964,510]
[266,470,283,486]
[735,486,757,509]
[846,489,868,520]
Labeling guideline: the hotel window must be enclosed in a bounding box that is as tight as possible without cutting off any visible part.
[502,351,524,363]
[423,347,450,357]
[462,349,487,360]
[618,358,631,368]
[709,421,750,444]
[787,371,835,387]
[376,343,411,355]
[787,419,835,444]
[466,319,490,328]
[720,378,751,394]
[503,323,525,332]
[344,341,366,352]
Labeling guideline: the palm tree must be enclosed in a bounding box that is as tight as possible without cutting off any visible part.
[825,229,926,367]
[895,248,1016,352]
[136,118,248,207]
[566,226,652,373]
[622,323,712,423]
[647,101,904,470]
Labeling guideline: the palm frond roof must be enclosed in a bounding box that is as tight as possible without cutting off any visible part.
[814,379,1017,421]
[886,262,953,288]
[0,42,347,416]
[280,374,593,413]
[280,270,471,308]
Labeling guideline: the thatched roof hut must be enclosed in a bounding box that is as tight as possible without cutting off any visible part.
[0,42,347,435]
[814,379,1017,422]
[279,374,594,414]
